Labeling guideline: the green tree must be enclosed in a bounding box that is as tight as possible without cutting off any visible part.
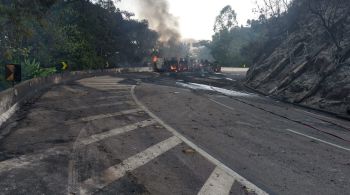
[214,5,238,33]
[211,6,256,67]
[0,0,159,90]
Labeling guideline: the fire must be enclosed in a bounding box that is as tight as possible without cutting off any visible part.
[170,65,177,72]
[152,56,158,63]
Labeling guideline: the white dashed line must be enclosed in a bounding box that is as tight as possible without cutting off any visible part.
[210,97,350,153]
[286,129,350,152]
[79,136,182,194]
[209,98,236,111]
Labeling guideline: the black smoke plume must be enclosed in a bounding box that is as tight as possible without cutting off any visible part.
[136,0,186,58]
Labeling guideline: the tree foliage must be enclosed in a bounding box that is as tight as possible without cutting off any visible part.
[308,0,348,51]
[213,6,238,33]
[210,1,298,67]
[210,6,258,67]
[211,0,350,69]
[211,27,257,67]
[254,0,293,18]
[0,0,158,89]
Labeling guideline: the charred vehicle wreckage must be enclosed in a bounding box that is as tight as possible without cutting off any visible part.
[151,50,221,73]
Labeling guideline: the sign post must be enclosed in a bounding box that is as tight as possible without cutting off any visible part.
[5,64,21,86]
[55,62,69,73]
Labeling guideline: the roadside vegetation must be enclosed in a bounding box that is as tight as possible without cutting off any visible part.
[0,0,158,90]
[210,0,349,68]
[210,0,295,67]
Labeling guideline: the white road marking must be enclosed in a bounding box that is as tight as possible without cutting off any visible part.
[77,119,157,146]
[65,108,143,124]
[0,102,18,129]
[131,86,268,195]
[68,128,89,195]
[95,95,130,100]
[198,167,235,195]
[286,129,350,152]
[81,83,130,87]
[62,86,82,93]
[294,109,350,131]
[209,97,350,153]
[79,136,182,194]
[296,109,331,120]
[0,147,68,173]
[177,82,252,97]
[93,88,131,91]
[80,79,121,82]
[209,98,236,111]
[81,84,131,87]
[66,101,134,111]
[225,78,236,82]
[79,83,122,85]
[78,108,142,122]
[92,87,130,89]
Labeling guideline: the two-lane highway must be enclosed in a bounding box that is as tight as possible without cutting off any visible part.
[0,72,349,195]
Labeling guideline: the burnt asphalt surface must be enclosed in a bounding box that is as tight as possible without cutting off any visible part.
[0,71,349,195]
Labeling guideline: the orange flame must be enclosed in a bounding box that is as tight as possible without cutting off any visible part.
[170,65,177,72]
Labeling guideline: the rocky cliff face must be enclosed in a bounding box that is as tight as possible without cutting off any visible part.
[246,1,350,118]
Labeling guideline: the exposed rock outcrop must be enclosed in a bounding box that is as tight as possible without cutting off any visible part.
[246,1,350,118]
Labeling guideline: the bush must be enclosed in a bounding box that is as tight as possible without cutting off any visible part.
[22,58,56,80]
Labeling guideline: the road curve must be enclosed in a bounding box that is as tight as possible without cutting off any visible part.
[0,72,349,195]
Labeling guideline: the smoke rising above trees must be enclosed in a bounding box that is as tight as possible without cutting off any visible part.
[136,0,181,45]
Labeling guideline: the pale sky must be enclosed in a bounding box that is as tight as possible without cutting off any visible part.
[118,0,259,40]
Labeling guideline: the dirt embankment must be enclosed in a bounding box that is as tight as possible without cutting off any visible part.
[246,1,350,118]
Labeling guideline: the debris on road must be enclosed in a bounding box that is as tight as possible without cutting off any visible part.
[182,148,196,154]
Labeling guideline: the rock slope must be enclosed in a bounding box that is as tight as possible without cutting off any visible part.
[246,1,350,118]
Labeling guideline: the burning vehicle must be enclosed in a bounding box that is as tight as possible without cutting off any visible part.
[151,50,220,73]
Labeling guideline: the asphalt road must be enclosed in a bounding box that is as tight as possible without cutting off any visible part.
[0,71,349,195]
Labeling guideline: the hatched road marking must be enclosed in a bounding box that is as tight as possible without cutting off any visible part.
[0,118,156,174]
[198,167,235,195]
[0,147,68,172]
[79,136,182,195]
[66,101,135,111]
[95,94,130,100]
[77,108,142,122]
[65,108,143,124]
[92,87,131,90]
[131,85,268,195]
[77,119,157,146]
[1,78,267,195]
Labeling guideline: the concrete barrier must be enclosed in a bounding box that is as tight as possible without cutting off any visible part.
[0,67,153,128]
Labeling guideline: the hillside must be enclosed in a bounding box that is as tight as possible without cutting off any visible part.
[246,0,350,118]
